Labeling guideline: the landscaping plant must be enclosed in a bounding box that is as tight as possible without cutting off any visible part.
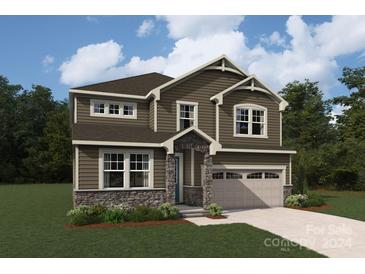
[284,194,308,207]
[158,203,179,220]
[207,203,223,216]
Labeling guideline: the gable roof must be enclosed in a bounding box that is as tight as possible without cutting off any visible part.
[72,72,173,96]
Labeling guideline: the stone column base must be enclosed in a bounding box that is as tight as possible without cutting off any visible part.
[283,185,293,201]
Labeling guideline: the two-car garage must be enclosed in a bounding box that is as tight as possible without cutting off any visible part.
[212,166,286,209]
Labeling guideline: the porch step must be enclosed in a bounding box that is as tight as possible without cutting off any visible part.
[179,209,209,218]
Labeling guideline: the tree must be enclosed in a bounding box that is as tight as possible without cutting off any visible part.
[332,66,365,141]
[279,80,335,150]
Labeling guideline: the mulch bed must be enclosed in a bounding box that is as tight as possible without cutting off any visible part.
[65,219,191,229]
[206,215,227,219]
[287,204,331,211]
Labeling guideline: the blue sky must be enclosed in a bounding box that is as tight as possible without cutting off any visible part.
[1,15,365,103]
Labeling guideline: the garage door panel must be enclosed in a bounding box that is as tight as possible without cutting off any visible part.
[212,170,283,209]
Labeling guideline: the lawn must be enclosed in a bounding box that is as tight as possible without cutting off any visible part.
[310,189,365,221]
[0,184,323,257]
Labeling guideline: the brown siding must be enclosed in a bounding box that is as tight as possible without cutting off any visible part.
[212,152,290,184]
[78,145,99,189]
[77,146,166,189]
[157,70,243,137]
[219,90,281,148]
[77,94,149,127]
[149,99,154,130]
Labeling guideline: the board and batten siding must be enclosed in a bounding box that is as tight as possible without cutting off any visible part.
[76,94,149,127]
[77,146,166,189]
[157,70,243,137]
[212,152,290,184]
[183,149,192,186]
[219,90,281,148]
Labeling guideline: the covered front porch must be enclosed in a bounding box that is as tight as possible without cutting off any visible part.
[162,127,221,209]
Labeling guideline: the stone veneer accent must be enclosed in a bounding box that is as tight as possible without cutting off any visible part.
[165,154,176,204]
[73,189,166,207]
[283,185,293,201]
[202,152,213,209]
[183,186,203,206]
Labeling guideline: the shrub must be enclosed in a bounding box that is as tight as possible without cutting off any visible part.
[302,193,325,207]
[284,194,308,207]
[331,168,359,190]
[128,205,163,222]
[90,204,107,216]
[207,203,223,216]
[102,204,130,224]
[158,203,179,220]
[66,205,104,225]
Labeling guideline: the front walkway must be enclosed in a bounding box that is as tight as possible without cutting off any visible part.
[185,207,365,258]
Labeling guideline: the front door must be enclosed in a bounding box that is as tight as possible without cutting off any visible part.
[175,153,184,203]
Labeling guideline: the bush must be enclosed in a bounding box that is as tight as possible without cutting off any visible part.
[66,205,104,225]
[103,204,130,224]
[128,205,163,222]
[302,193,325,208]
[158,203,179,220]
[331,168,359,190]
[207,203,223,216]
[284,194,308,207]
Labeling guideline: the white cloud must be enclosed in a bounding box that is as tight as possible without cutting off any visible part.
[330,104,350,124]
[160,15,244,39]
[59,40,123,86]
[59,16,365,95]
[260,31,287,48]
[42,54,54,72]
[137,19,155,37]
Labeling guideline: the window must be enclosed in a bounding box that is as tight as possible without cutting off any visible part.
[265,172,279,179]
[130,153,150,187]
[234,104,267,137]
[176,101,198,131]
[247,172,263,179]
[213,172,224,179]
[94,102,105,114]
[123,104,134,117]
[90,100,137,119]
[100,149,153,190]
[226,172,243,179]
[109,104,119,115]
[103,153,124,188]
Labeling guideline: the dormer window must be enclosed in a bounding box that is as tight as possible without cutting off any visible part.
[176,101,198,131]
[90,99,137,119]
[234,104,267,138]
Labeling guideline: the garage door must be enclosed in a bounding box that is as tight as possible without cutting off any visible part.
[212,170,283,209]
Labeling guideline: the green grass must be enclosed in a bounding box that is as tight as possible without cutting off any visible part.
[310,189,365,222]
[0,184,323,257]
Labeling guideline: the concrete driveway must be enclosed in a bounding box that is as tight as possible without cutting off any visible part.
[186,207,365,258]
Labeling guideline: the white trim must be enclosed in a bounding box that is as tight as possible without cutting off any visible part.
[74,96,77,124]
[204,66,244,76]
[75,146,79,190]
[219,148,297,154]
[190,148,195,186]
[70,89,146,100]
[175,152,184,203]
[280,112,282,147]
[233,103,268,138]
[215,104,219,142]
[72,140,161,147]
[74,188,166,192]
[153,99,157,132]
[90,99,137,119]
[176,100,199,131]
[161,126,222,155]
[289,155,292,186]
[99,148,154,190]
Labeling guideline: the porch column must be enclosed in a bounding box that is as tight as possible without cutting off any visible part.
[202,152,213,209]
[165,154,176,204]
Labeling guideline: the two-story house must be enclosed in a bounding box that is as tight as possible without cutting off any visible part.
[70,55,296,209]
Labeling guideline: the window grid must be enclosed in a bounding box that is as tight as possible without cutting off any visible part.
[179,104,195,130]
[123,104,134,116]
[226,172,243,179]
[94,103,105,114]
[235,105,266,137]
[247,172,263,179]
[265,172,279,179]
[109,104,120,115]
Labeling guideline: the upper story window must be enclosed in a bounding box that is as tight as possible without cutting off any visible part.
[90,99,137,119]
[234,104,267,138]
[176,100,198,131]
